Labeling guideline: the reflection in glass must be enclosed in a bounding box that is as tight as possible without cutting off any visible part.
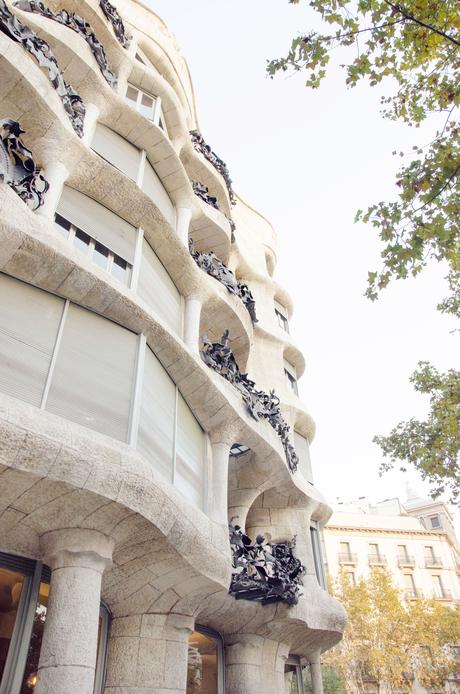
[187,631,218,694]
[0,568,25,685]
[20,582,49,693]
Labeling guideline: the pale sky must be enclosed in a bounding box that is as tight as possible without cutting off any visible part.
[147,1,459,521]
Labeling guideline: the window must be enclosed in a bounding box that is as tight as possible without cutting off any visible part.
[187,626,224,694]
[0,552,109,694]
[429,514,441,529]
[229,443,250,456]
[432,575,444,598]
[284,657,305,694]
[345,570,356,585]
[124,83,167,133]
[284,361,298,396]
[310,522,326,589]
[293,432,313,483]
[56,187,138,285]
[340,541,351,559]
[403,573,416,598]
[397,545,408,560]
[138,238,183,335]
[274,300,289,333]
[134,47,155,69]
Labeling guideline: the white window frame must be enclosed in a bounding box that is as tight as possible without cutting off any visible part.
[125,82,168,134]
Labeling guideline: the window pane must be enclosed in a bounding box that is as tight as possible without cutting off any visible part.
[125,84,138,107]
[111,255,131,285]
[187,631,219,694]
[0,274,64,407]
[19,581,49,693]
[0,568,25,685]
[175,394,205,508]
[138,239,182,335]
[284,664,301,694]
[139,93,155,119]
[46,304,137,441]
[92,242,109,270]
[54,214,71,239]
[73,227,91,256]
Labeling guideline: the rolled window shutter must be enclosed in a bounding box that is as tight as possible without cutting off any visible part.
[294,431,313,484]
[274,300,288,319]
[46,305,137,441]
[283,359,297,379]
[91,124,141,182]
[175,393,205,508]
[138,239,182,335]
[138,346,175,480]
[141,159,176,228]
[57,186,137,263]
[0,274,64,407]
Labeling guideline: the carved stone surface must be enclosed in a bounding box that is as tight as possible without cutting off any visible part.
[15,0,118,88]
[0,0,85,136]
[229,521,305,605]
[99,0,131,48]
[190,129,236,206]
[189,239,258,323]
[201,331,299,472]
[0,118,49,209]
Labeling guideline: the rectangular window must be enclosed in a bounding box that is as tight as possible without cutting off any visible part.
[175,394,206,509]
[284,361,298,396]
[138,239,182,336]
[293,431,313,483]
[429,515,441,529]
[91,123,142,181]
[0,273,64,408]
[403,573,416,594]
[345,570,356,585]
[141,159,176,227]
[397,544,407,560]
[46,304,138,441]
[432,575,444,598]
[124,83,167,134]
[274,300,289,333]
[310,522,326,589]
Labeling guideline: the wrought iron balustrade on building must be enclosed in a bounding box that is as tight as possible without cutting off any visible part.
[200,330,298,473]
[368,553,387,565]
[397,554,415,567]
[190,129,236,206]
[99,0,131,47]
[189,239,257,323]
[192,181,236,239]
[424,556,443,568]
[0,0,85,136]
[0,119,49,209]
[229,521,305,605]
[338,552,357,565]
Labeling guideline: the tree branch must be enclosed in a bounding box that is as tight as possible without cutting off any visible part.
[384,1,460,47]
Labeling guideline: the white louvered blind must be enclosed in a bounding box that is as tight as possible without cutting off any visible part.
[294,431,313,484]
[57,186,138,263]
[91,124,141,182]
[138,346,175,480]
[175,393,205,508]
[274,300,288,319]
[141,159,176,228]
[46,305,137,440]
[138,239,182,336]
[0,274,64,407]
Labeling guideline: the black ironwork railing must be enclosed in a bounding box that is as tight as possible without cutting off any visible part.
[338,553,357,564]
[425,556,443,567]
[368,554,387,565]
[433,589,452,600]
[397,555,416,567]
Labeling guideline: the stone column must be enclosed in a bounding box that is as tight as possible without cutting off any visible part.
[310,656,324,694]
[81,102,100,146]
[176,206,192,247]
[36,161,69,222]
[209,440,231,525]
[105,612,194,692]
[225,634,288,694]
[183,293,202,354]
[35,529,113,694]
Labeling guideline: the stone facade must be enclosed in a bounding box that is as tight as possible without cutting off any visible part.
[0,1,345,693]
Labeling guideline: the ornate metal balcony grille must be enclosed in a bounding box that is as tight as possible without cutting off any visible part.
[338,552,357,565]
[0,0,85,136]
[190,130,236,206]
[229,522,305,605]
[201,330,298,472]
[424,556,443,568]
[99,0,131,48]
[189,239,257,323]
[397,555,415,567]
[192,181,236,239]
[368,553,387,565]
[15,1,118,88]
[0,119,49,209]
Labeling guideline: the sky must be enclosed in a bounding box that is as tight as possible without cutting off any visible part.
[147,0,459,521]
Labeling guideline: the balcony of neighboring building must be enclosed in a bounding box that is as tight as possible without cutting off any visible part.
[338,552,358,566]
[397,554,416,568]
[404,589,422,600]
[368,553,387,566]
[424,555,443,568]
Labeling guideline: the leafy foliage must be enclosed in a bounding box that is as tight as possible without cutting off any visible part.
[323,568,460,691]
[268,1,459,500]
[376,362,460,501]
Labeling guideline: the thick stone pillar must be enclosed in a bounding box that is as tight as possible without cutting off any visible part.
[36,161,69,221]
[183,293,202,354]
[105,612,194,693]
[310,656,324,694]
[35,529,113,694]
[176,206,192,247]
[225,634,288,694]
[209,440,231,525]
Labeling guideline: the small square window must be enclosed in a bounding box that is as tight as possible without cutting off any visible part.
[125,84,138,107]
[111,254,130,285]
[430,515,441,529]
[92,241,109,270]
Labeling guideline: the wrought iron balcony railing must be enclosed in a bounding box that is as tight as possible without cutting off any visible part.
[397,555,416,567]
[433,590,452,601]
[338,553,358,565]
[404,589,421,600]
[425,556,443,568]
[368,554,387,565]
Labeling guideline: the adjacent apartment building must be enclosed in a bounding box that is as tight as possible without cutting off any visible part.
[0,1,345,693]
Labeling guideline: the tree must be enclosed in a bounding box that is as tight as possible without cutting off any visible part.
[323,568,460,692]
[267,1,460,501]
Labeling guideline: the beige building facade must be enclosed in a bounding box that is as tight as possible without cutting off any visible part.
[0,1,345,693]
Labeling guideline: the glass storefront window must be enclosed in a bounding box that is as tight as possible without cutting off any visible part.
[187,627,224,694]
[0,568,25,684]
[0,554,109,694]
